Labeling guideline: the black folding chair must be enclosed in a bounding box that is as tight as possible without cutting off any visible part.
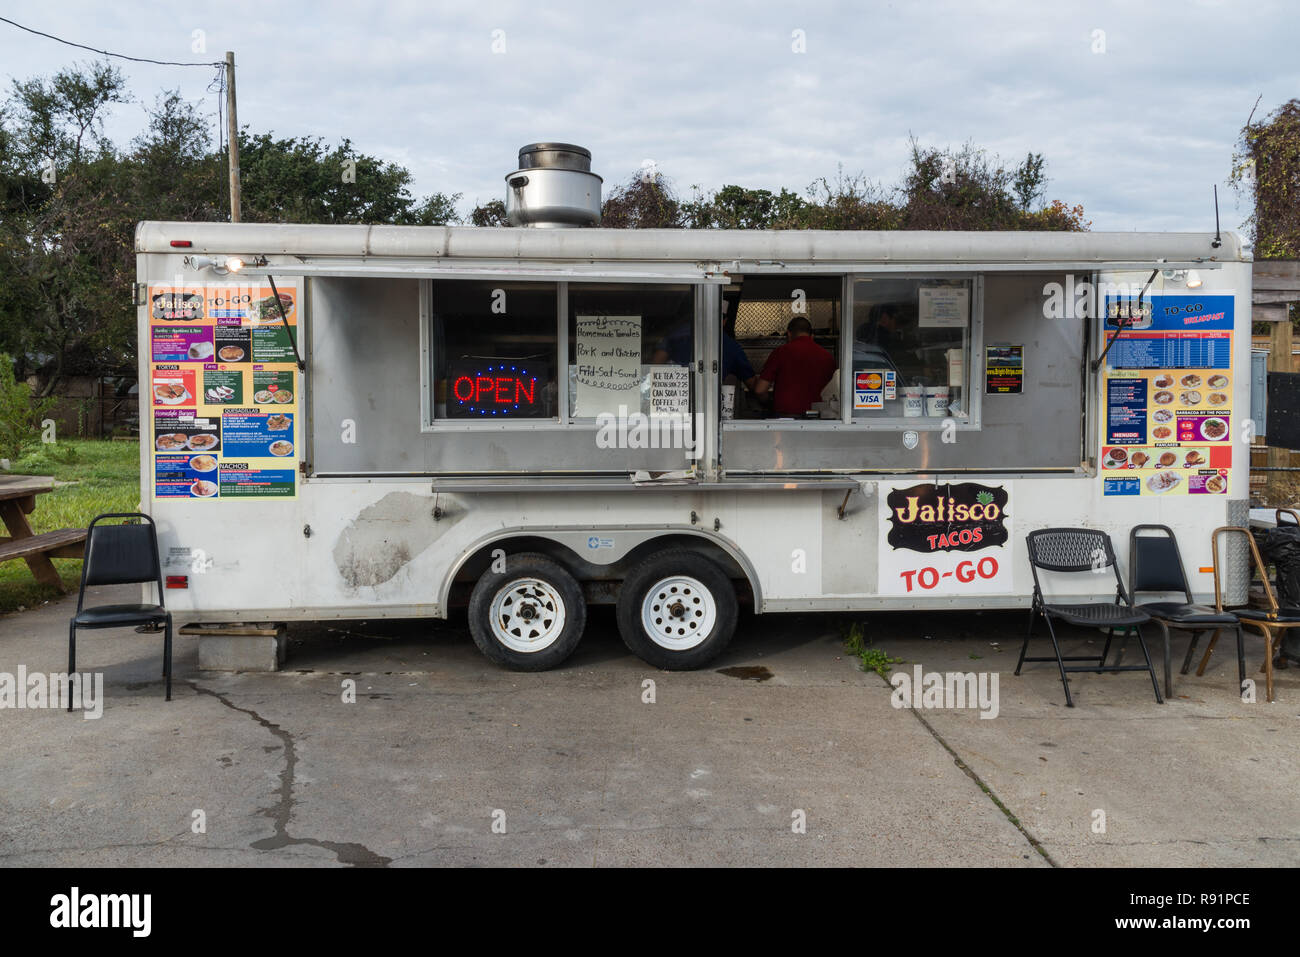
[68,513,173,707]
[1128,524,1245,699]
[1017,527,1162,706]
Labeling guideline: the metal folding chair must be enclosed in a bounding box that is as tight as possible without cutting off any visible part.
[1128,524,1245,699]
[68,513,173,706]
[1017,527,1162,707]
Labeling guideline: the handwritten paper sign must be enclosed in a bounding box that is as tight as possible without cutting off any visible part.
[648,365,690,414]
[574,315,642,417]
[918,285,970,328]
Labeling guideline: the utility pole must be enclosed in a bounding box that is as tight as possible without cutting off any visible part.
[225,51,241,223]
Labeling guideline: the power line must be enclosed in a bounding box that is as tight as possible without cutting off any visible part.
[0,15,222,67]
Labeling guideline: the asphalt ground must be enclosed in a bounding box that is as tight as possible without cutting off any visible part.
[1,584,1296,867]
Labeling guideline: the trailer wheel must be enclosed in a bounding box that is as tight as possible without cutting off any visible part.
[617,550,738,670]
[468,553,586,671]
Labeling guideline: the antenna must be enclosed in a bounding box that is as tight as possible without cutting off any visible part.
[1212,184,1222,248]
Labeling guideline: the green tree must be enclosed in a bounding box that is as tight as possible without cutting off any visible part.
[469,198,508,226]
[238,132,457,225]
[1232,98,1300,260]
[0,353,56,463]
[0,61,133,392]
[601,172,683,228]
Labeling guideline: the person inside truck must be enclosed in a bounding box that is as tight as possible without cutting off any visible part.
[752,316,837,416]
[651,298,757,389]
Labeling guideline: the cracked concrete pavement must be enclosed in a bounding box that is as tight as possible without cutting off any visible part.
[1,583,1296,866]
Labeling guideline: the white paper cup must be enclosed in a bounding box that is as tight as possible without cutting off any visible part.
[902,386,924,418]
[721,384,735,420]
[925,386,950,416]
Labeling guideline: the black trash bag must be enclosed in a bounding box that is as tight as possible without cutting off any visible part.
[1252,524,1300,664]
[1256,525,1300,607]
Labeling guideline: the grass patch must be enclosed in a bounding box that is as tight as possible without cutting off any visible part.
[0,440,140,615]
[843,621,903,677]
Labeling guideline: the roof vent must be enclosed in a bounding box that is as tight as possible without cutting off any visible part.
[505,143,602,228]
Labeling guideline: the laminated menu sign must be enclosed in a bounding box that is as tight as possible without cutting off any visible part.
[1102,293,1233,497]
[147,280,300,500]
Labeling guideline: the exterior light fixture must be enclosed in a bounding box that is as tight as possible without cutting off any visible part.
[184,256,247,275]
[1185,270,1203,289]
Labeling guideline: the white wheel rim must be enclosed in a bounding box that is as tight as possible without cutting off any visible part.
[489,578,567,653]
[640,575,717,651]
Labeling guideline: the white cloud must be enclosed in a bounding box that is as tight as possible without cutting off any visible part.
[1,0,1295,233]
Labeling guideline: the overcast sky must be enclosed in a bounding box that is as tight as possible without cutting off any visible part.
[2,0,1296,237]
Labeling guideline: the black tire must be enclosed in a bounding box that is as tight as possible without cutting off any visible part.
[616,549,738,670]
[468,552,586,671]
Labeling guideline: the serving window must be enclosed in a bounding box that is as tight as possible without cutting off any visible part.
[849,276,975,425]
[725,276,842,421]
[566,283,696,420]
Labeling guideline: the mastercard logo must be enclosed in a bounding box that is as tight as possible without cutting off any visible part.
[859,373,883,390]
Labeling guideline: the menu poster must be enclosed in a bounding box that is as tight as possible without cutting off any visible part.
[574,315,642,417]
[985,344,1024,394]
[147,281,300,500]
[1101,291,1234,497]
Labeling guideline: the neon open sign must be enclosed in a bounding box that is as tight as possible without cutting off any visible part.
[446,360,548,418]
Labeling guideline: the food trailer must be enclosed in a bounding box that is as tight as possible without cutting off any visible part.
[135,145,1254,671]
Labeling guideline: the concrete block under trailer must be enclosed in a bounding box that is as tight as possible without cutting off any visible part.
[136,222,1252,671]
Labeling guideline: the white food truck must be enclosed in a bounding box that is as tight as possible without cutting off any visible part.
[135,144,1253,671]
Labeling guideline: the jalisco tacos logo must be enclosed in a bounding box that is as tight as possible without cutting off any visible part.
[886,482,1009,553]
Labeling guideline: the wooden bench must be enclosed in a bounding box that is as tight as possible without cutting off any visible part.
[0,528,88,562]
[0,476,87,593]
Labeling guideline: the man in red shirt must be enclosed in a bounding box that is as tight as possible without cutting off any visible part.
[753,317,837,416]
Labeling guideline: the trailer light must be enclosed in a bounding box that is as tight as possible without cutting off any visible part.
[1185,270,1203,289]
[170,240,193,248]
[184,256,249,275]
[166,575,189,589]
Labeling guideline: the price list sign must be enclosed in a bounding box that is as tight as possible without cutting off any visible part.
[1101,293,1234,498]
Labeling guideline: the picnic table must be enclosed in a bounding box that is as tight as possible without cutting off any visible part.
[0,475,86,593]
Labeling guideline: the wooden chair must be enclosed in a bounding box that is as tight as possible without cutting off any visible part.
[1209,525,1300,703]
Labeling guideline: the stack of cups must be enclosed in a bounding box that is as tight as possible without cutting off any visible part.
[925,386,950,417]
[902,386,924,418]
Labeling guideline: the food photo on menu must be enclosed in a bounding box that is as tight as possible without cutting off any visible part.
[153,410,221,454]
[153,453,220,498]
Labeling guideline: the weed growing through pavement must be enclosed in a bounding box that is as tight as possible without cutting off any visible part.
[844,621,902,677]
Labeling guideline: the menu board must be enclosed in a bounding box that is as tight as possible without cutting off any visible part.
[1101,294,1232,497]
[148,281,300,500]
[573,315,642,417]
